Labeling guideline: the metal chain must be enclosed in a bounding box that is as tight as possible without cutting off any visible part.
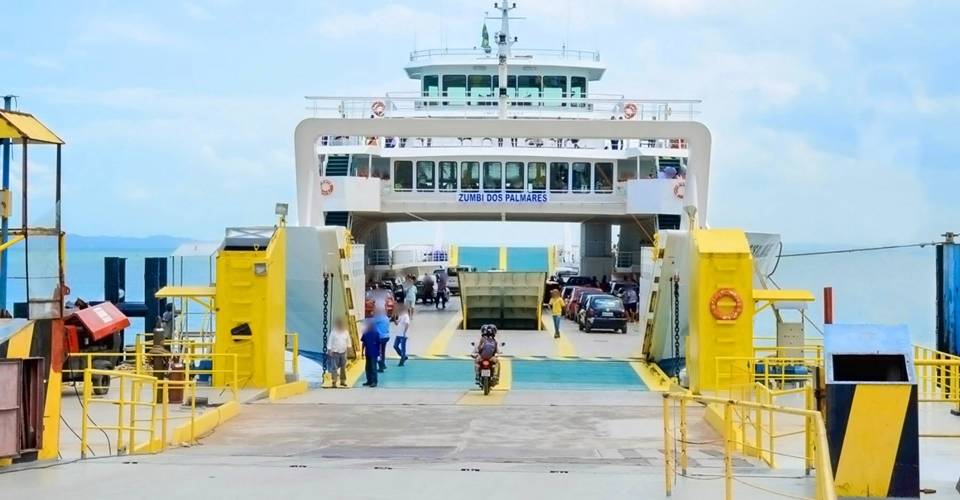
[322,274,330,367]
[672,274,681,379]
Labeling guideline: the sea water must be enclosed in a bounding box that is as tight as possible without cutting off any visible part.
[0,244,940,348]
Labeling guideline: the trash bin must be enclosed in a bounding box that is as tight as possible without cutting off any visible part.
[824,324,918,498]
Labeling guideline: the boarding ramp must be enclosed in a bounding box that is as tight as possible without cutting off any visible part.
[459,272,545,330]
[285,226,364,363]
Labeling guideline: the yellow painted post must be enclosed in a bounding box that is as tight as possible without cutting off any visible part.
[663,395,673,496]
[135,336,143,375]
[232,354,239,401]
[128,379,138,454]
[805,385,814,475]
[190,381,196,442]
[754,393,762,460]
[768,404,776,468]
[498,246,507,271]
[162,383,169,451]
[116,375,125,455]
[81,369,91,458]
[679,398,688,475]
[724,402,734,500]
[291,333,300,379]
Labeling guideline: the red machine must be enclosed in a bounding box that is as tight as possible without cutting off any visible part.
[63,301,130,395]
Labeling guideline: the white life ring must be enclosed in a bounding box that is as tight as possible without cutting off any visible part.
[623,102,638,119]
[673,180,685,199]
[320,179,335,196]
[371,100,386,117]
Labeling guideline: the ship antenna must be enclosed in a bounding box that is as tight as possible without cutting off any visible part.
[488,2,524,119]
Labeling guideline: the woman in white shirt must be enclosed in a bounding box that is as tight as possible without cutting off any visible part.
[326,317,352,388]
[393,304,411,366]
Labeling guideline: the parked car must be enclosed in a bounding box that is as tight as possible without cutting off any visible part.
[575,291,609,325]
[364,289,396,318]
[579,294,627,333]
[445,266,474,296]
[542,278,562,305]
[565,286,601,320]
[563,276,594,287]
[560,285,577,303]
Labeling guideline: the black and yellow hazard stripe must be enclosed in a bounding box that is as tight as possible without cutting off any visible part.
[0,319,62,463]
[826,383,919,497]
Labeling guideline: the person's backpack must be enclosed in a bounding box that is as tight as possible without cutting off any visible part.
[478,337,497,359]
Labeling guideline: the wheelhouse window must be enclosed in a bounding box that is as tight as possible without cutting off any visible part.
[438,161,458,191]
[442,75,467,103]
[571,162,591,192]
[394,161,413,191]
[505,162,524,191]
[422,75,439,97]
[594,162,614,192]
[468,75,493,105]
[517,76,541,103]
[416,161,436,191]
[493,75,518,97]
[543,76,567,105]
[460,161,480,191]
[549,162,569,193]
[570,76,586,98]
[527,162,546,191]
[482,161,503,191]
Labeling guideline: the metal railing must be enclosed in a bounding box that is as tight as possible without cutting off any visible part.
[408,47,601,62]
[914,345,960,404]
[663,392,836,500]
[79,368,198,457]
[305,95,700,121]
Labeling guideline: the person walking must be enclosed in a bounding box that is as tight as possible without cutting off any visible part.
[403,276,417,317]
[549,289,565,339]
[393,304,411,366]
[374,310,391,372]
[360,320,380,387]
[624,285,639,323]
[326,317,352,388]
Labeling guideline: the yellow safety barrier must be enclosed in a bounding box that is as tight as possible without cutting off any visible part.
[286,332,300,379]
[662,392,836,500]
[913,345,960,403]
[79,368,199,457]
[66,350,240,402]
[716,355,819,390]
[724,382,816,470]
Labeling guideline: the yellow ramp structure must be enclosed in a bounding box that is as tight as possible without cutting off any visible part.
[687,229,755,394]
[213,227,287,389]
[460,272,545,330]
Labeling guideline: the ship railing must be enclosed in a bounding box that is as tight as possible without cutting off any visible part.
[320,135,688,152]
[408,47,600,62]
[305,95,700,121]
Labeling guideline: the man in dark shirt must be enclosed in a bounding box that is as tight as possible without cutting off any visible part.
[360,320,380,387]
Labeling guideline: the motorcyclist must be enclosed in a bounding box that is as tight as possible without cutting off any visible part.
[471,324,501,382]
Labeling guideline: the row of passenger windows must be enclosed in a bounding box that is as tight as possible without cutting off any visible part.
[393,161,615,193]
[422,75,587,99]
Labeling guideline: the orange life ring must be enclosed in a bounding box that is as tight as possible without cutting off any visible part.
[371,100,386,117]
[320,179,334,196]
[709,288,743,321]
[623,102,637,119]
[673,180,685,199]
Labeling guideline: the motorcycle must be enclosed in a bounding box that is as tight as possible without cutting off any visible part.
[471,340,505,395]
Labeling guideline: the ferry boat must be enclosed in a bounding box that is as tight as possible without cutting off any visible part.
[295,3,704,282]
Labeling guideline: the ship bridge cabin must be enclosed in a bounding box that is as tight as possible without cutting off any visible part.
[299,34,706,278]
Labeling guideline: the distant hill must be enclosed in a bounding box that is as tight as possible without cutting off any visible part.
[65,234,201,251]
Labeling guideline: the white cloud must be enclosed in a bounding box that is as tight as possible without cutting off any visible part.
[183,2,212,20]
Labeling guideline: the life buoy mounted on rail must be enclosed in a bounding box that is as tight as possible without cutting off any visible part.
[709,288,743,321]
[371,100,386,117]
[673,180,685,199]
[320,179,335,196]
[623,102,638,119]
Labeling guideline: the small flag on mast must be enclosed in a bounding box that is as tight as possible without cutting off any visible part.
[481,23,491,53]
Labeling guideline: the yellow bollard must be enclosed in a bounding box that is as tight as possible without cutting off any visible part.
[663,395,673,496]
[81,369,92,458]
[724,402,734,500]
[679,398,688,475]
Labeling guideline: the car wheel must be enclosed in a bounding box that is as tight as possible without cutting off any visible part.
[584,325,591,333]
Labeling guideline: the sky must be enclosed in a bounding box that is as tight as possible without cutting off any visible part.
[4,0,958,246]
